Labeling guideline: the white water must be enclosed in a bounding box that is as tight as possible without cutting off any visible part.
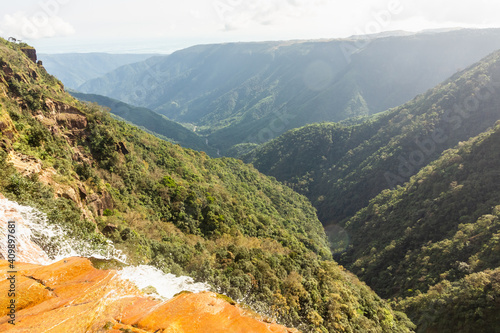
[118,265,210,299]
[0,198,126,265]
[0,197,211,298]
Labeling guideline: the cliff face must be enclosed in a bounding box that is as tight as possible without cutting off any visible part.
[0,257,298,333]
[20,47,37,63]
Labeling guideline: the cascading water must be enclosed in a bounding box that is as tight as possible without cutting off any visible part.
[0,196,126,265]
[118,265,210,299]
[0,196,210,299]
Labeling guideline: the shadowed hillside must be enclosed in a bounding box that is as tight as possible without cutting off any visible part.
[246,49,500,227]
[70,91,214,154]
[78,29,500,153]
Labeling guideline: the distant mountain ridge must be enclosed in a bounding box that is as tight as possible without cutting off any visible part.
[38,53,157,89]
[77,29,500,153]
[245,48,500,226]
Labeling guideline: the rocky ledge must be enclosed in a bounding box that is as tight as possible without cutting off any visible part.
[0,257,298,333]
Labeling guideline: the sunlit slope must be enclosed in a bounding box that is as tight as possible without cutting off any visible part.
[79,29,500,153]
[0,37,415,332]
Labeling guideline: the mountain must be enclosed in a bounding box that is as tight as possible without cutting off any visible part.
[243,43,500,333]
[38,53,156,89]
[245,49,500,227]
[0,38,414,332]
[70,91,214,154]
[77,28,500,153]
[342,121,500,332]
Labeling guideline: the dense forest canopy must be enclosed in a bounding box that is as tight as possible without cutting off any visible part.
[0,37,414,332]
[246,49,500,228]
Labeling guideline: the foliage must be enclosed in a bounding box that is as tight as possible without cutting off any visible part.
[340,122,500,297]
[70,92,215,154]
[0,151,100,242]
[245,47,500,331]
[397,268,500,333]
[77,29,500,154]
[0,37,414,332]
[247,49,500,227]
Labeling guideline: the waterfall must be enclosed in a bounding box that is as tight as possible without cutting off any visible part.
[0,196,210,298]
[0,196,126,265]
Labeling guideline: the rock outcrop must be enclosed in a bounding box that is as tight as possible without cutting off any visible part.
[44,98,88,130]
[0,257,298,333]
[20,48,37,63]
[0,111,17,150]
[4,153,106,221]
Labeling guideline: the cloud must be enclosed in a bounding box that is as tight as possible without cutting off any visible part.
[5,0,500,54]
[392,0,500,27]
[0,11,75,40]
[211,0,331,31]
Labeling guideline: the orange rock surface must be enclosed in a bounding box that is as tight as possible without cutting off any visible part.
[0,257,299,333]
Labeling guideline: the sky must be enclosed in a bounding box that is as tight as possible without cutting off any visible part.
[1,0,500,54]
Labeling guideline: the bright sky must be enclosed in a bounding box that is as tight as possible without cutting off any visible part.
[1,0,499,54]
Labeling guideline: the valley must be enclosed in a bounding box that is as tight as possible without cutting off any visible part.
[0,37,413,332]
[71,29,500,154]
[2,26,500,332]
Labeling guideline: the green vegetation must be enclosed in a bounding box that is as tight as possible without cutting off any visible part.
[0,37,414,332]
[246,49,500,227]
[245,48,500,331]
[70,91,215,154]
[397,268,500,333]
[78,29,500,153]
[342,124,500,294]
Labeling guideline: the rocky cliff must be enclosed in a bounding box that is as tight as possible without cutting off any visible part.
[0,257,297,332]
[20,47,37,63]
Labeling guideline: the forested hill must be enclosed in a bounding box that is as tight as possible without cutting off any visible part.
[0,38,414,332]
[344,122,500,332]
[70,91,214,154]
[77,29,500,153]
[245,49,500,226]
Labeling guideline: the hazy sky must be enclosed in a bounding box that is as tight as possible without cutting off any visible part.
[1,0,499,53]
